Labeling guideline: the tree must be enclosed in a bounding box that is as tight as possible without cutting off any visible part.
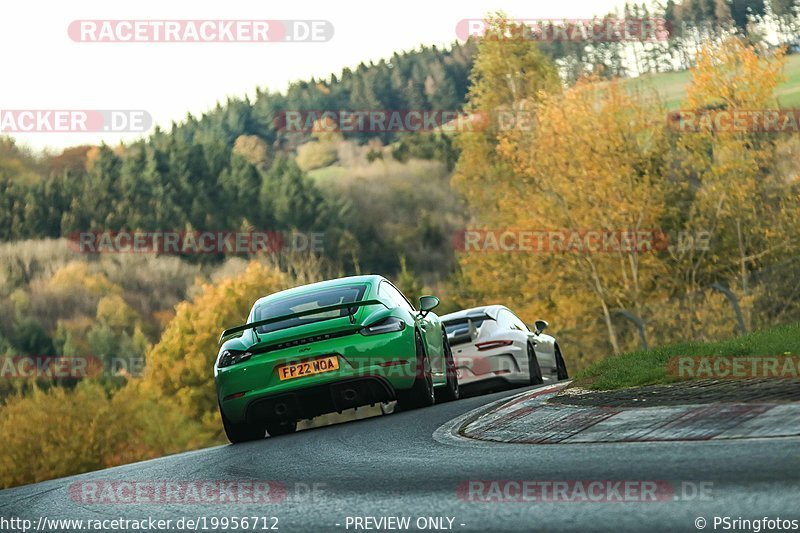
[0,381,206,488]
[233,134,269,167]
[769,0,799,42]
[452,15,560,223]
[142,262,290,432]
[494,79,671,355]
[260,156,328,231]
[395,256,422,303]
[219,152,263,226]
[729,0,767,33]
[668,37,795,334]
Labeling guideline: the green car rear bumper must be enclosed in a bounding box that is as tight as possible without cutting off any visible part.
[216,328,417,424]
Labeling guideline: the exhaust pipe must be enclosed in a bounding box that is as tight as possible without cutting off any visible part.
[343,388,358,402]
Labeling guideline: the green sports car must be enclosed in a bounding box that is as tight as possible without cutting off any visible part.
[215,275,459,443]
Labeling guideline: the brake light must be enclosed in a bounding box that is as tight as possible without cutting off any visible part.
[475,340,513,351]
[218,349,252,368]
[223,391,248,401]
[359,317,405,336]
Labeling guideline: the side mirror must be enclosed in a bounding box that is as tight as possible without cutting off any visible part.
[418,295,440,317]
[533,319,549,335]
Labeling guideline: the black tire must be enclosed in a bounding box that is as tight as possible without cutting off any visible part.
[555,344,569,380]
[220,405,264,444]
[397,330,435,410]
[435,330,459,403]
[527,342,544,385]
[266,419,298,437]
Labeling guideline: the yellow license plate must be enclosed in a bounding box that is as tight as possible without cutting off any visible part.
[278,355,340,381]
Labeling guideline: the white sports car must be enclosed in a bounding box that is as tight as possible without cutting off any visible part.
[440,305,568,392]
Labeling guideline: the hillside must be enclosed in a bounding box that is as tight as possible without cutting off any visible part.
[627,53,800,109]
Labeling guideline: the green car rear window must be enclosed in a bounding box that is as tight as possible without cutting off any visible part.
[253,284,368,334]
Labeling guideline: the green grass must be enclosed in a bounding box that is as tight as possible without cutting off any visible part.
[573,322,800,391]
[307,165,349,182]
[776,54,800,108]
[624,54,800,110]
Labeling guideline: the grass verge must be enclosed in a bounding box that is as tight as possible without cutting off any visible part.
[625,54,800,109]
[572,322,800,391]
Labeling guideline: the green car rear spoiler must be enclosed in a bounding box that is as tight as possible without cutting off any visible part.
[218,299,387,344]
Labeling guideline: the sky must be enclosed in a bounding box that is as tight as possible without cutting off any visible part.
[2,0,637,152]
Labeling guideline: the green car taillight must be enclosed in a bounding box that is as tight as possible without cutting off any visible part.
[359,317,405,336]
[218,349,252,368]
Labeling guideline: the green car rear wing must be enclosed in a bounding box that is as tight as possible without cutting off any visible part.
[218,299,387,344]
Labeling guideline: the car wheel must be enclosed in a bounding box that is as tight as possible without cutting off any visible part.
[220,404,265,444]
[527,342,544,385]
[555,344,569,380]
[266,419,298,437]
[397,330,435,410]
[435,330,459,403]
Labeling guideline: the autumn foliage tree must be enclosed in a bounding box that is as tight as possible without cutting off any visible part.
[0,381,204,488]
[497,80,671,356]
[453,15,560,223]
[142,262,291,433]
[667,38,799,336]
[0,260,305,488]
[453,24,798,364]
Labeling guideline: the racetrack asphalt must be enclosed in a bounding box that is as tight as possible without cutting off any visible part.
[1,384,799,532]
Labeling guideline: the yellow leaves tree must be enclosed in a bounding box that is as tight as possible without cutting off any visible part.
[453,15,560,223]
[142,262,291,433]
[497,79,671,355]
[0,381,206,489]
[670,37,796,335]
[453,31,798,364]
[453,16,672,359]
[0,383,113,488]
[233,134,269,168]
[95,294,141,333]
[686,38,785,111]
[0,261,298,488]
[48,262,120,297]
